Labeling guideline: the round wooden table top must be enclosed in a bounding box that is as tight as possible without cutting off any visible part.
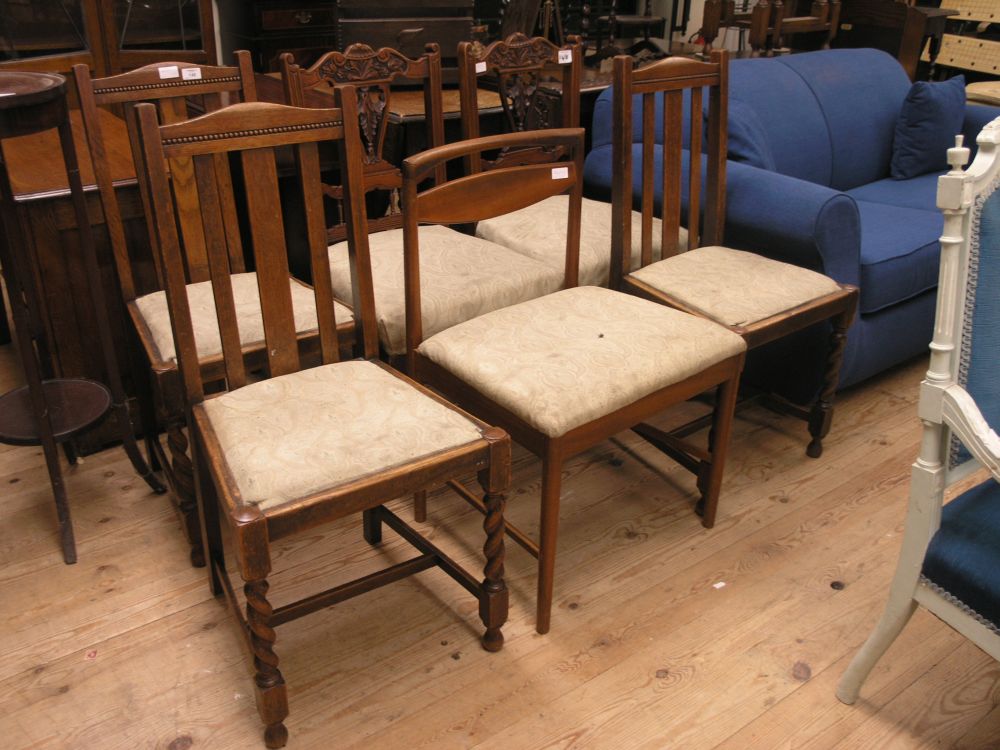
[0,71,66,110]
[0,379,112,446]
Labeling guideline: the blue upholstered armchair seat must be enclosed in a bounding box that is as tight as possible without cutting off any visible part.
[583,49,1000,393]
[922,479,1000,633]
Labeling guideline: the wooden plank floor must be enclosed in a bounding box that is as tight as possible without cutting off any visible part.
[1,340,998,749]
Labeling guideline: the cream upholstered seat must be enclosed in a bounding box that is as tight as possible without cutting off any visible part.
[629,246,843,328]
[475,194,689,287]
[199,360,485,509]
[132,272,352,365]
[418,285,746,438]
[329,225,564,355]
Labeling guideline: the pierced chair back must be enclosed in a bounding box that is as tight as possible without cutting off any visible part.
[458,33,583,174]
[131,94,375,402]
[837,123,1000,706]
[610,50,727,288]
[281,43,447,239]
[73,52,258,303]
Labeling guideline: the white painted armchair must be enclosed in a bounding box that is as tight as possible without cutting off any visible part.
[837,121,1000,704]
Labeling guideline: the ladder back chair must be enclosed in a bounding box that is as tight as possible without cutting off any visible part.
[74,53,353,567]
[131,95,511,748]
[460,32,684,289]
[838,126,1000,704]
[402,128,747,634]
[611,51,858,457]
[281,42,566,371]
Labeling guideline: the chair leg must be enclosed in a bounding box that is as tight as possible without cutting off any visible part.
[696,374,740,528]
[536,448,564,635]
[114,399,167,495]
[807,307,853,458]
[193,434,225,597]
[362,507,383,545]
[837,594,918,705]
[42,438,76,565]
[245,577,289,748]
[167,421,206,567]
[413,489,427,523]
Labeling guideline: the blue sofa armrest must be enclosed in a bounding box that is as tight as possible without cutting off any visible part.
[724,160,861,288]
[963,104,1000,155]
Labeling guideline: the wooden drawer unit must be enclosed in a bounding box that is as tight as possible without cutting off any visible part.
[338,17,473,58]
[260,6,337,30]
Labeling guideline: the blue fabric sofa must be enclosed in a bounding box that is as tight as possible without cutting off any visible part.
[583,49,1000,396]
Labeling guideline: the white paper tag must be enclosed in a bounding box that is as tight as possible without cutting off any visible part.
[551,166,569,180]
[158,65,180,79]
[0,92,14,97]
[558,49,573,64]
[475,61,487,74]
[181,67,203,80]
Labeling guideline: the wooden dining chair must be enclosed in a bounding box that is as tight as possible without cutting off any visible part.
[838,130,1000,704]
[131,94,511,748]
[74,52,354,566]
[281,42,565,365]
[702,0,840,57]
[458,32,685,289]
[611,51,859,457]
[402,127,747,634]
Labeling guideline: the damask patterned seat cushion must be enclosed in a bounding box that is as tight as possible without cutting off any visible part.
[199,360,485,509]
[418,286,746,438]
[475,194,689,288]
[328,225,565,356]
[629,246,842,328]
[921,478,1000,634]
[133,272,350,365]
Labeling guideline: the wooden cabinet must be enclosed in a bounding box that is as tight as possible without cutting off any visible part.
[0,0,217,77]
[239,0,475,73]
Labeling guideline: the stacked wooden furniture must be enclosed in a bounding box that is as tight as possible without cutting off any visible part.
[701,0,841,56]
[922,0,1000,79]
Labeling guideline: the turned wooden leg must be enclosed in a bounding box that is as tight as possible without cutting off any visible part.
[193,432,224,596]
[168,422,205,567]
[697,373,740,528]
[413,489,427,523]
[479,488,508,651]
[807,303,854,459]
[245,578,288,748]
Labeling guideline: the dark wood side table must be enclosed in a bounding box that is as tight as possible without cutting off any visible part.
[0,71,164,564]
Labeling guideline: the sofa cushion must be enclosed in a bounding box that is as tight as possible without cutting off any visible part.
[728,57,834,186]
[772,49,912,191]
[857,200,943,314]
[726,99,777,171]
[891,75,966,180]
[847,172,940,212]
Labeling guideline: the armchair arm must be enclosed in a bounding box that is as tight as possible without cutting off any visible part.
[963,104,1000,158]
[942,385,1000,483]
[724,160,861,287]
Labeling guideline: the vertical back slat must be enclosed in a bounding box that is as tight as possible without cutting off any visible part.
[298,141,341,364]
[134,104,204,404]
[688,86,703,250]
[211,153,247,273]
[662,90,683,259]
[704,51,728,245]
[457,42,483,175]
[240,147,300,377]
[425,49,447,185]
[641,93,656,269]
[610,56,632,291]
[192,153,247,389]
[124,104,166,289]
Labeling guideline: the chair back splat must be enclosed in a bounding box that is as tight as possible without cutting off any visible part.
[281,43,447,240]
[458,33,583,174]
[132,94,511,747]
[838,122,1000,705]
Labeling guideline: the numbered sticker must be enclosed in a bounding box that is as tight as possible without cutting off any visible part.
[182,67,203,80]
[558,49,573,64]
[551,166,569,180]
[158,65,180,79]
[475,61,487,74]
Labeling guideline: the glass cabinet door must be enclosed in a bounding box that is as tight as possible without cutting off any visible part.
[104,0,216,71]
[0,0,98,69]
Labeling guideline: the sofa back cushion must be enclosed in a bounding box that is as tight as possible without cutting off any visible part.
[728,49,912,191]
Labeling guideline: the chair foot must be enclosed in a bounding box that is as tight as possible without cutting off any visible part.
[806,435,824,458]
[264,723,288,749]
[362,507,383,545]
